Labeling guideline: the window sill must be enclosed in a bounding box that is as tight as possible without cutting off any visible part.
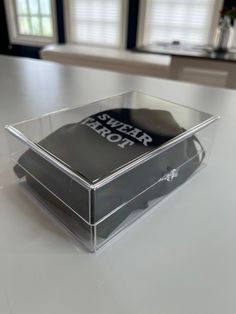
[10,36,57,47]
[40,44,171,78]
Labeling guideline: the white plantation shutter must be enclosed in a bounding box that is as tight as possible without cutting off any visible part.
[66,0,125,47]
[140,0,221,45]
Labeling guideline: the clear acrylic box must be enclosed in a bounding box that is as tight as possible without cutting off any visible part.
[5,92,219,252]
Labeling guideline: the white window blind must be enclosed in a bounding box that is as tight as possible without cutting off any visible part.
[140,0,221,45]
[65,0,125,47]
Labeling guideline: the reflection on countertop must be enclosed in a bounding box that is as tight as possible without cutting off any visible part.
[136,42,236,62]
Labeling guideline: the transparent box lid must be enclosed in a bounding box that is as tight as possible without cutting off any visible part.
[5,91,219,189]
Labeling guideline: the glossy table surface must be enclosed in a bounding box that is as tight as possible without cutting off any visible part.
[0,55,236,314]
[137,43,236,62]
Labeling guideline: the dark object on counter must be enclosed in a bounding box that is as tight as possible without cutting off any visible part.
[13,108,205,239]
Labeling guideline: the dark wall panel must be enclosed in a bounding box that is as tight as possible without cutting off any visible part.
[0,0,10,54]
[126,0,140,49]
[223,0,236,8]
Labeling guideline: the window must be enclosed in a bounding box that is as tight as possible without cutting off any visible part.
[64,0,127,48]
[4,0,57,45]
[138,0,223,46]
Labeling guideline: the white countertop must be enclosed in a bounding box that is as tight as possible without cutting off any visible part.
[0,55,236,314]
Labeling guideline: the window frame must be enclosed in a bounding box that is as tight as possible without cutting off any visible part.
[137,0,224,47]
[4,0,58,46]
[63,0,128,49]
